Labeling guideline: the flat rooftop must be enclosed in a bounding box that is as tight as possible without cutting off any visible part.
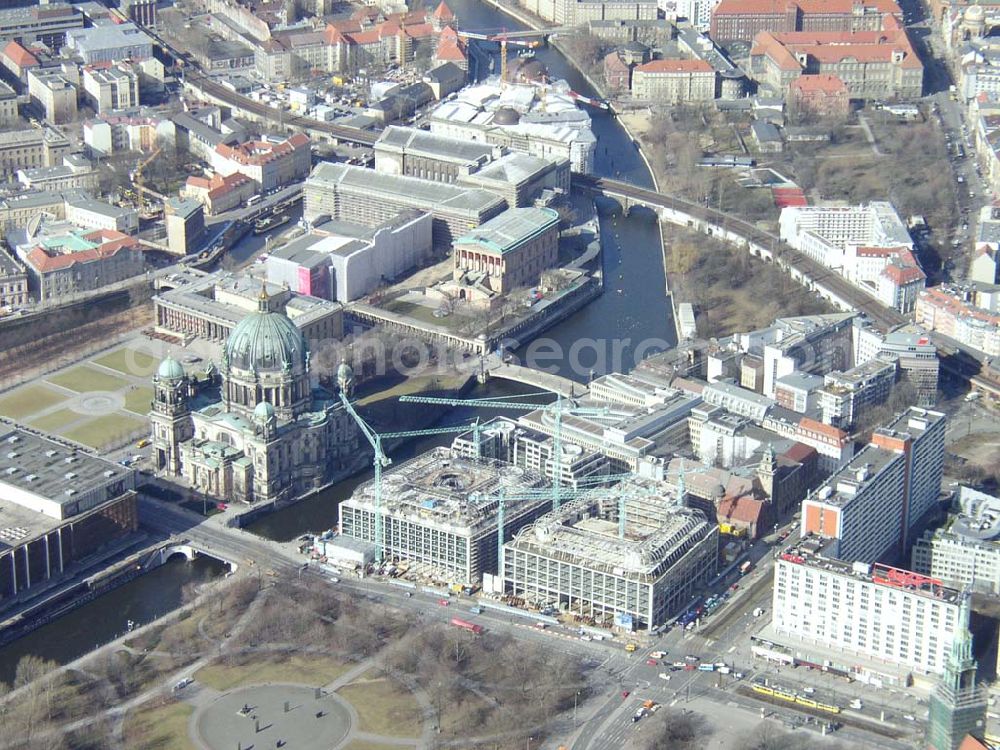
[344,447,546,532]
[0,426,135,518]
[508,481,713,580]
[307,162,506,217]
[807,443,900,509]
[156,271,341,329]
[779,534,960,603]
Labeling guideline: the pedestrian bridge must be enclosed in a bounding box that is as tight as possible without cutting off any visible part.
[485,362,587,398]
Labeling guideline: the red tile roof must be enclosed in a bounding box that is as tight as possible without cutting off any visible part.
[790,73,848,94]
[715,0,900,16]
[718,495,767,525]
[753,25,921,70]
[215,134,309,167]
[435,34,467,61]
[635,59,714,74]
[433,1,455,20]
[25,230,139,274]
[3,40,38,69]
[782,442,817,464]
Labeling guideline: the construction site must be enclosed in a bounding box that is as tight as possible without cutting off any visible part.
[504,481,719,631]
[337,447,551,585]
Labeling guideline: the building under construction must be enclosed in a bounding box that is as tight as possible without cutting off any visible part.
[338,447,549,585]
[503,481,718,631]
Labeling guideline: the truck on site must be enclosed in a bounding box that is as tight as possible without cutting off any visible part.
[450,617,483,635]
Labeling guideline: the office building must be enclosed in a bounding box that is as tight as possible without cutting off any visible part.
[150,296,359,503]
[504,480,718,630]
[339,447,550,584]
[121,0,156,27]
[85,111,176,157]
[66,22,153,64]
[913,487,1000,595]
[711,0,901,42]
[452,207,559,296]
[0,127,70,178]
[82,64,140,114]
[27,67,77,125]
[853,320,939,406]
[0,428,138,610]
[818,356,898,429]
[152,270,342,350]
[749,20,923,101]
[266,211,432,303]
[788,74,850,119]
[927,597,988,750]
[0,4,83,51]
[65,196,138,234]
[304,162,507,249]
[164,197,205,256]
[801,407,945,562]
[631,59,716,102]
[770,536,962,682]
[519,0,658,25]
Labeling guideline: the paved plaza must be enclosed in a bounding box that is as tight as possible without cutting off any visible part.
[195,684,351,750]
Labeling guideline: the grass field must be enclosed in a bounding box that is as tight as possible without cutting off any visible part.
[94,349,159,378]
[343,742,405,750]
[122,700,196,750]
[62,413,146,449]
[384,300,467,331]
[337,674,422,738]
[48,365,128,394]
[28,408,82,433]
[0,384,68,420]
[194,655,352,692]
[124,386,154,415]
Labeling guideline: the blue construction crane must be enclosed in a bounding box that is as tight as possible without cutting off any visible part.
[338,385,482,564]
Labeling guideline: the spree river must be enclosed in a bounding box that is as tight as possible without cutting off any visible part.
[0,0,674,671]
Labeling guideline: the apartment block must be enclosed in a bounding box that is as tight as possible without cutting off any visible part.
[916,287,1000,358]
[801,407,945,562]
[772,536,961,680]
[818,356,898,429]
[211,133,311,192]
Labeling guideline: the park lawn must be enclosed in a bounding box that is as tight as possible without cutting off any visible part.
[62,413,146,450]
[338,674,422,738]
[28,408,82,434]
[94,348,158,378]
[0,383,67,420]
[122,699,196,750]
[344,742,405,750]
[194,654,351,692]
[48,365,128,394]
[124,386,155,415]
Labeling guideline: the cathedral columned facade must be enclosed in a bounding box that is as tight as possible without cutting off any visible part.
[149,289,359,504]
